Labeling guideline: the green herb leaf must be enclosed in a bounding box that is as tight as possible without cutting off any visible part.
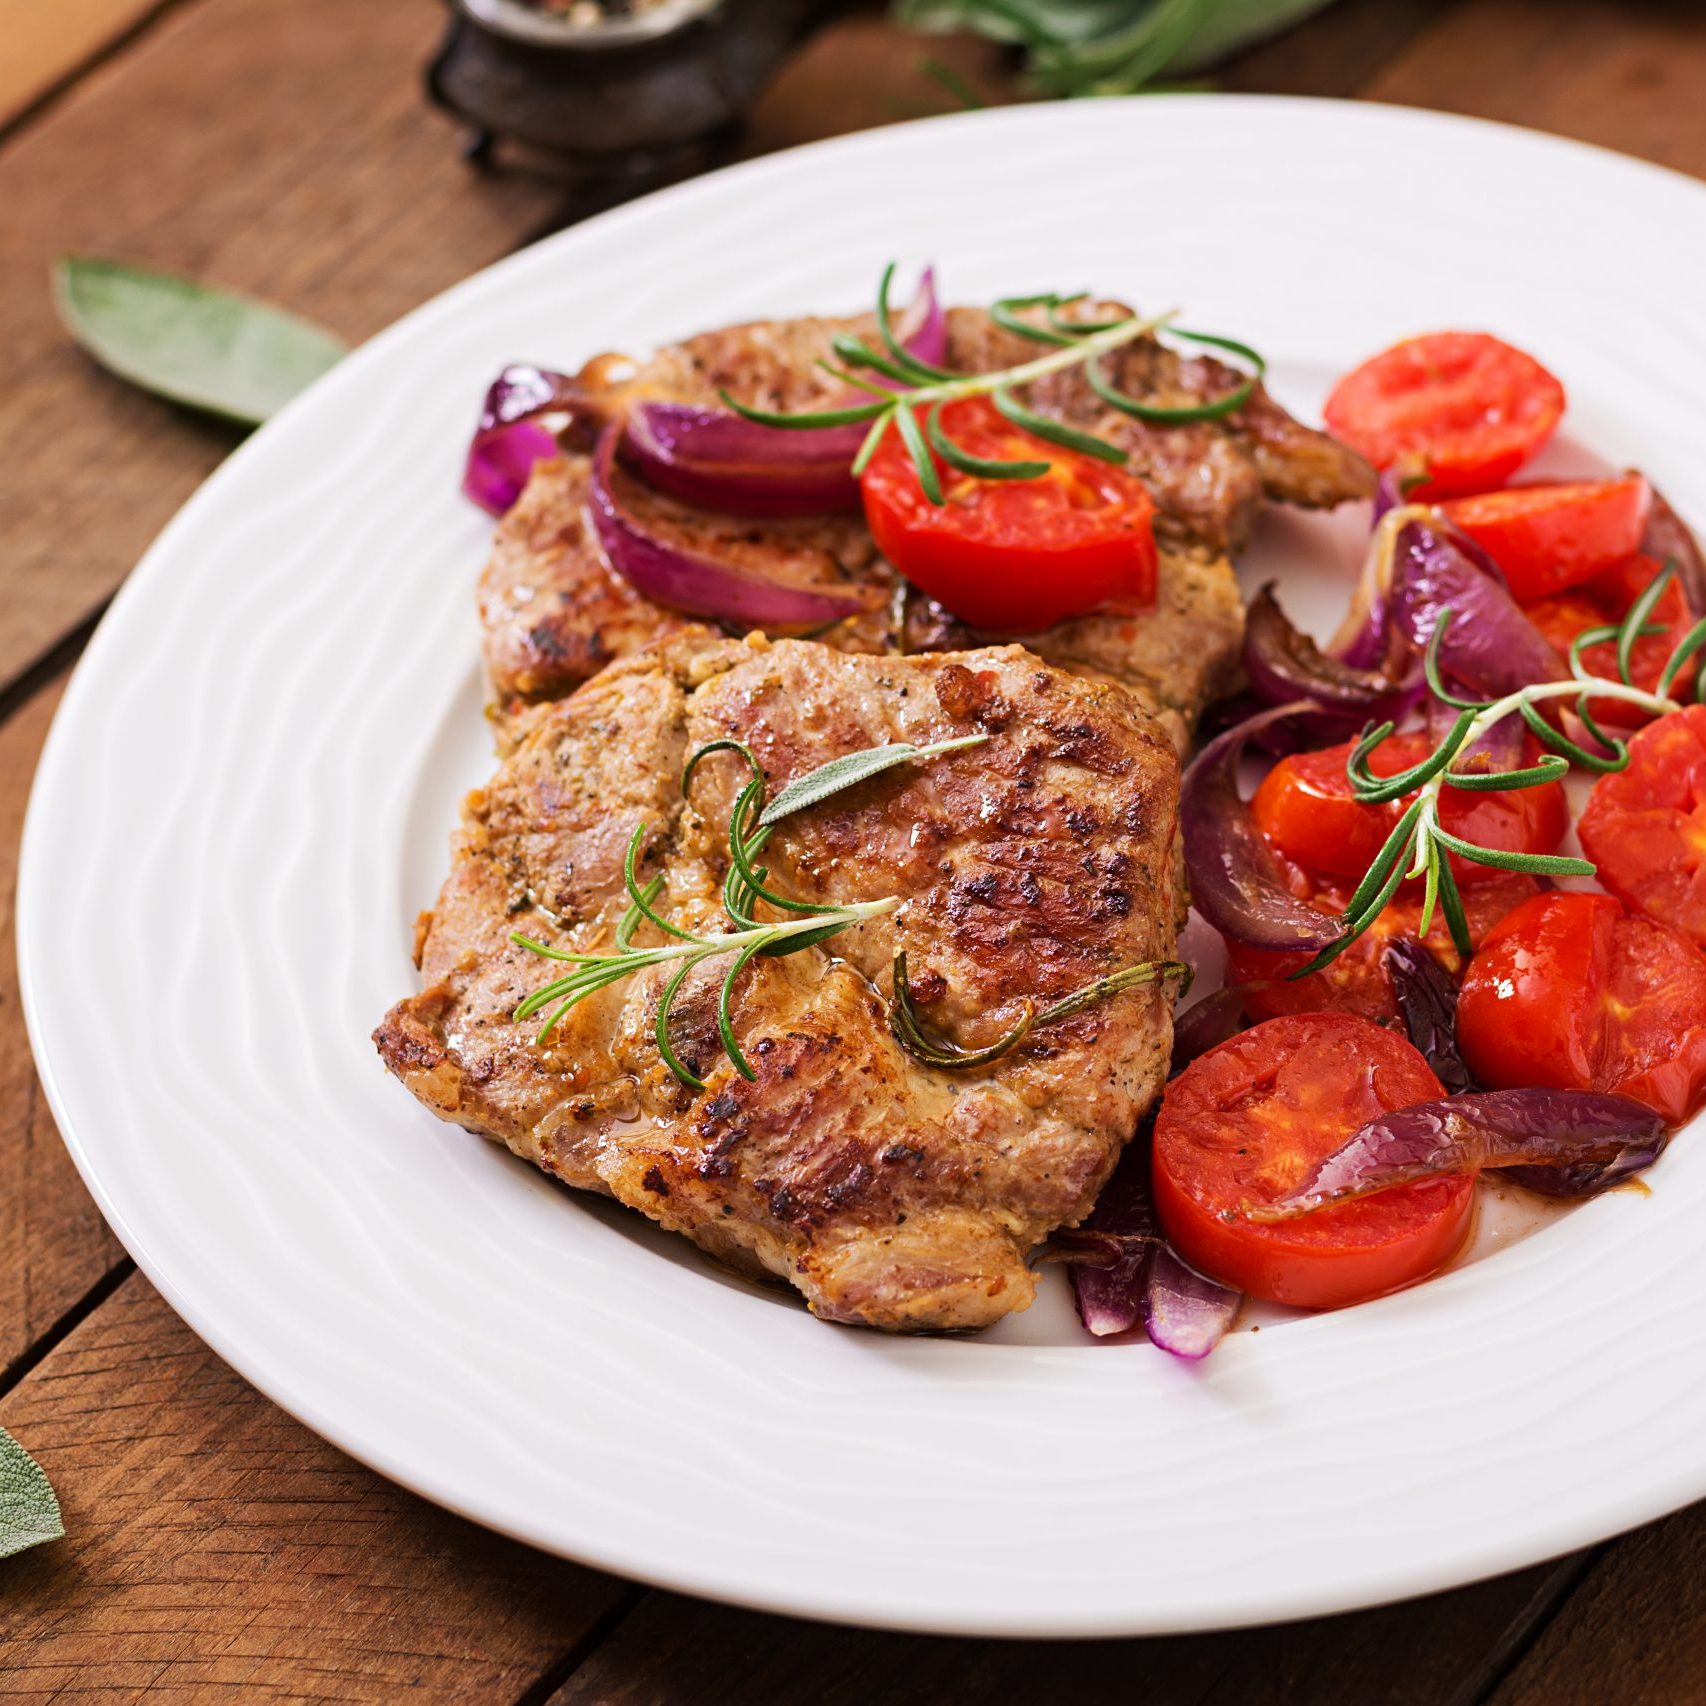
[0,1427,63,1560]
[54,257,347,427]
[759,734,988,826]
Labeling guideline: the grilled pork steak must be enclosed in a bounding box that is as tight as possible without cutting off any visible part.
[376,632,1181,1331]
[478,302,1372,735]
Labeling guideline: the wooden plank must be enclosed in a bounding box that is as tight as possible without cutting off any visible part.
[0,674,126,1379]
[1220,0,1443,99]
[0,0,569,704]
[1488,1508,1706,1706]
[743,12,1016,153]
[0,0,168,129]
[0,1273,631,1698]
[549,1557,1583,1706]
[1363,0,1706,173]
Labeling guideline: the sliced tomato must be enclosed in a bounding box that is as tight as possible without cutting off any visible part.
[1323,331,1565,498]
[1524,554,1692,728]
[1457,890,1706,1124]
[1440,476,1651,602]
[1152,1013,1471,1309]
[1225,866,1540,1024]
[859,395,1157,633]
[1250,732,1567,888]
[1579,704,1706,944]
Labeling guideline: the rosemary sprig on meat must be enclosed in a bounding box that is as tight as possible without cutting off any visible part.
[1298,563,1706,977]
[512,730,1187,1086]
[510,733,984,1088]
[719,263,1265,505]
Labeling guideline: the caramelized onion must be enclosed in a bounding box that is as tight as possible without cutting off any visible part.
[1248,1090,1667,1221]
[587,427,877,629]
[1181,702,1345,953]
[617,268,946,518]
[1383,939,1474,1097]
[1142,1244,1241,1361]
[462,364,592,515]
[1244,582,1416,736]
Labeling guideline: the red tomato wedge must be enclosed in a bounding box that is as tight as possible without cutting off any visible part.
[1439,476,1651,602]
[1225,866,1540,1024]
[1579,705,1706,944]
[1323,332,1565,497]
[1457,890,1706,1124]
[859,396,1157,633]
[1153,1014,1471,1309]
[1250,732,1567,888]
[1524,555,1692,728]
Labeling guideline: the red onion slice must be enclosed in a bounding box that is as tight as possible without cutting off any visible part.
[1244,582,1418,736]
[1169,988,1247,1076]
[1250,1089,1667,1221]
[1062,1140,1159,1339]
[1063,1137,1242,1358]
[618,268,946,518]
[1392,516,1566,703]
[620,403,865,517]
[1639,477,1706,618]
[1141,1245,1241,1361]
[463,364,586,516]
[1181,702,1345,953]
[1383,938,1474,1097]
[586,427,877,629]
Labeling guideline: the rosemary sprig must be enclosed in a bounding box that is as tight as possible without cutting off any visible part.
[1296,565,1700,976]
[510,728,1188,1088]
[890,950,1192,1070]
[719,263,1265,505]
[510,736,976,1088]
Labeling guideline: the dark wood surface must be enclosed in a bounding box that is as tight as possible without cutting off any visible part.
[1,1,1701,1697]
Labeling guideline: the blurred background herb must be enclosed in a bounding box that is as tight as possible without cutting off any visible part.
[894,0,1341,97]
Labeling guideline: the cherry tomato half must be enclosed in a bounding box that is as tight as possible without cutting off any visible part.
[1323,332,1565,498]
[1251,732,1568,888]
[1440,476,1651,602]
[859,396,1158,633]
[1225,863,1540,1025]
[1457,890,1706,1124]
[1153,1014,1471,1309]
[1579,704,1706,946]
[1524,555,1691,729]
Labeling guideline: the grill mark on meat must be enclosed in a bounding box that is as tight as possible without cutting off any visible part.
[376,631,1180,1332]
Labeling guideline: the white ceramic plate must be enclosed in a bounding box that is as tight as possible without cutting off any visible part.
[22,97,1706,1638]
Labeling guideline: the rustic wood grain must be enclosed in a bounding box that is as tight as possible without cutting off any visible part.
[1220,0,1442,98]
[548,1556,1585,1706]
[0,0,570,707]
[1364,0,1706,172]
[0,2,1700,1701]
[743,11,1015,153]
[0,1274,631,1700]
[1488,1509,1706,1706]
[0,0,171,129]
[0,674,126,1380]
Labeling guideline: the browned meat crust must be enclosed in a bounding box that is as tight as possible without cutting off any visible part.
[475,300,1372,726]
[376,632,1180,1332]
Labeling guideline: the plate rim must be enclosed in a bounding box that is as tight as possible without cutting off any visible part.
[21,93,1706,1638]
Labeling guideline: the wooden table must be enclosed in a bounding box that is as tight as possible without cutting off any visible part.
[2,1,1704,1696]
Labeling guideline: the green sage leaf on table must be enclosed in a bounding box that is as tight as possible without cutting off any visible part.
[53,256,347,427]
[0,1426,64,1560]
[894,0,1340,95]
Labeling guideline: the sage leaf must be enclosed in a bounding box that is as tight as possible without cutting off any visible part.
[0,1426,63,1560]
[758,733,987,826]
[53,256,347,426]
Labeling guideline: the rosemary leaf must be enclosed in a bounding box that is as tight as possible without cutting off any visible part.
[759,733,988,825]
